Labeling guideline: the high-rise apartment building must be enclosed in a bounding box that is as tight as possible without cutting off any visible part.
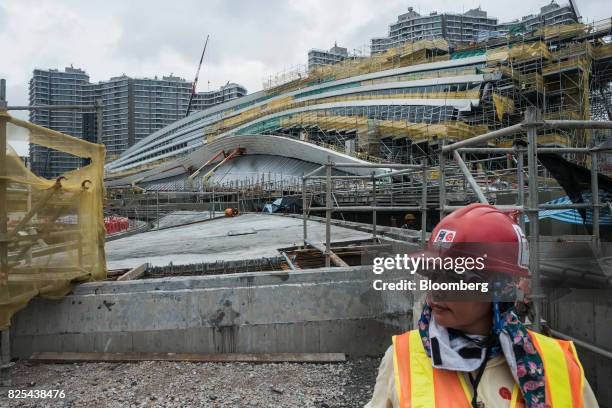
[500,1,580,34]
[308,43,351,70]
[190,83,247,112]
[370,1,579,54]
[371,7,497,53]
[84,75,192,159]
[29,67,91,178]
[29,68,248,167]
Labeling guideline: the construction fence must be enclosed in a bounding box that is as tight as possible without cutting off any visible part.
[0,112,106,329]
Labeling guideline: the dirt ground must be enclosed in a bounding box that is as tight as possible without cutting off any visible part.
[2,357,381,407]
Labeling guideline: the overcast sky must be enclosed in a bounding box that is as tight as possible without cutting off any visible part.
[2,0,610,152]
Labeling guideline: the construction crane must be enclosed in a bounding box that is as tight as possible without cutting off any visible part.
[185,34,210,117]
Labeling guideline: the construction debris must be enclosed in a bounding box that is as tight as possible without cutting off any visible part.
[5,358,380,407]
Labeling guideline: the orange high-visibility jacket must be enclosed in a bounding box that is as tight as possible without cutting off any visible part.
[392,330,585,407]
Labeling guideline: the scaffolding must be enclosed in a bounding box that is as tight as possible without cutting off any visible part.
[248,21,612,167]
[300,107,612,359]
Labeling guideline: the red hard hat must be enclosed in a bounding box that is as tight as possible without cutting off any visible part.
[426,203,529,277]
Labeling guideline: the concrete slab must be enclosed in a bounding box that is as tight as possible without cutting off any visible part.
[156,210,213,229]
[105,213,372,269]
[11,266,413,358]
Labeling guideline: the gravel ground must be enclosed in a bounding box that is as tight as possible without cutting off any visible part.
[2,358,381,407]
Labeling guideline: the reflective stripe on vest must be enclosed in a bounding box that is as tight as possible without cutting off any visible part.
[393,330,489,407]
[392,329,581,407]
[528,330,585,408]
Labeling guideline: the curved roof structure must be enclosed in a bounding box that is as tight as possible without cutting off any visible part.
[106,54,494,174]
[106,134,375,189]
[105,28,610,176]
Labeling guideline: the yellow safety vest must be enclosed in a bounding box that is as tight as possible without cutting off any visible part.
[392,329,585,407]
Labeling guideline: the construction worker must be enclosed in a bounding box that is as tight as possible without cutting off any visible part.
[401,213,417,229]
[366,204,598,407]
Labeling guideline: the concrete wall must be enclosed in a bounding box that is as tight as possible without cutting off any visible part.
[546,289,612,407]
[11,266,413,358]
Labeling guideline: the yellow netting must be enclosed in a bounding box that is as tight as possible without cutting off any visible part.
[278,113,488,141]
[210,89,478,136]
[0,112,106,329]
[534,23,588,40]
[492,94,515,120]
[264,39,450,95]
[487,42,552,62]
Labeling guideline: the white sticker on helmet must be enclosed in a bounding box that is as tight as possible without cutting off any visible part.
[512,224,529,268]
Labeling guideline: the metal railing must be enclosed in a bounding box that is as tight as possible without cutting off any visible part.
[302,159,428,267]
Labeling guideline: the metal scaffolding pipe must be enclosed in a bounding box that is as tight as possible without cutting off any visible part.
[464,156,508,164]
[330,162,423,169]
[421,158,428,245]
[445,205,524,212]
[304,239,348,268]
[303,165,326,179]
[442,124,524,152]
[439,141,447,217]
[374,168,420,178]
[550,330,612,360]
[526,107,541,333]
[310,206,422,212]
[308,175,371,180]
[543,120,612,130]
[372,172,377,242]
[538,147,591,153]
[517,148,526,232]
[591,151,600,250]
[457,148,515,154]
[280,251,296,271]
[538,203,595,210]
[453,150,488,204]
[325,162,332,268]
[457,147,592,154]
[302,177,308,245]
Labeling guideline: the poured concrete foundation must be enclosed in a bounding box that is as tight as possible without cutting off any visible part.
[11,266,412,358]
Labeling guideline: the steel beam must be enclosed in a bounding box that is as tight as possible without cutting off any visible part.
[372,172,377,242]
[421,158,428,245]
[525,107,542,333]
[330,162,422,169]
[550,330,612,360]
[591,151,600,250]
[453,150,488,204]
[325,162,332,267]
[442,124,524,152]
[542,120,612,129]
[302,177,308,244]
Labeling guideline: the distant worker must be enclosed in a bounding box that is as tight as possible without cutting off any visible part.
[400,213,416,230]
[224,207,240,217]
[366,204,598,407]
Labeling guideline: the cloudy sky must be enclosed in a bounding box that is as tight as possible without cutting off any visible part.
[1,0,610,146]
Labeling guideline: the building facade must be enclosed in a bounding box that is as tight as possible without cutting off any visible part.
[84,75,193,159]
[29,67,91,178]
[106,18,610,176]
[371,1,579,54]
[190,83,247,112]
[521,1,580,32]
[308,43,350,69]
[371,7,497,53]
[29,68,247,167]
